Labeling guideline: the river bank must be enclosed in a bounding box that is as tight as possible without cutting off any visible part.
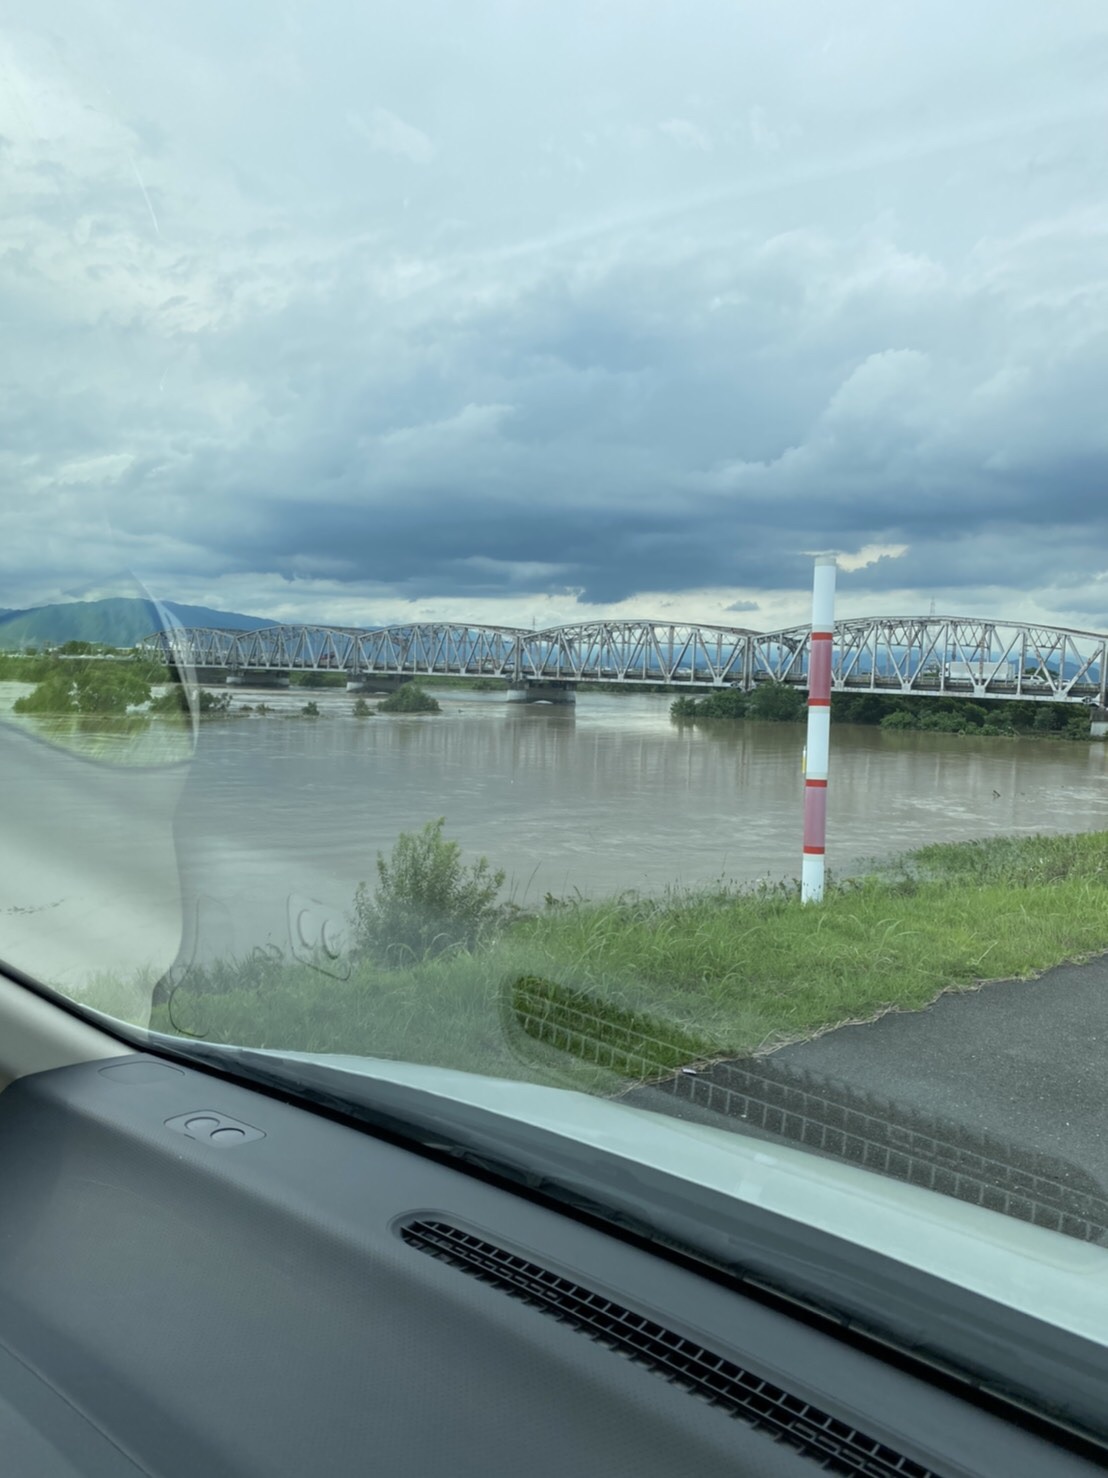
[101,830,1108,1091]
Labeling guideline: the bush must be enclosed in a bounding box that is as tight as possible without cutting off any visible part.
[748,682,805,721]
[352,697,372,717]
[301,699,321,717]
[879,709,915,730]
[14,662,152,717]
[378,683,441,714]
[670,687,747,721]
[352,818,506,963]
[149,686,188,715]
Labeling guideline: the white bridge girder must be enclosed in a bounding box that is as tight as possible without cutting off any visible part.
[137,616,1108,707]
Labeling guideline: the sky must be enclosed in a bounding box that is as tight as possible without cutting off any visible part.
[3,0,1108,634]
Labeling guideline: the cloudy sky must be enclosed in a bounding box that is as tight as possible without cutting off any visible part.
[3,0,1108,633]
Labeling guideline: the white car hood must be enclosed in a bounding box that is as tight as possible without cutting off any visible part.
[271,1050,1108,1347]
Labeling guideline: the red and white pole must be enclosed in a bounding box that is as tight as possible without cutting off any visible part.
[802,555,837,903]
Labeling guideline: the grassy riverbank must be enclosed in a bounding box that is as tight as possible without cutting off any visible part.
[104,830,1108,1088]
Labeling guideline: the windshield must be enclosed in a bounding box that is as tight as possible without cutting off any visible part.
[5,0,1108,1318]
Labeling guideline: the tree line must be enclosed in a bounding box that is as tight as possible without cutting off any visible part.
[670,683,1093,738]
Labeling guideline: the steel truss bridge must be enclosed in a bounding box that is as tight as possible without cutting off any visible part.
[138,616,1108,707]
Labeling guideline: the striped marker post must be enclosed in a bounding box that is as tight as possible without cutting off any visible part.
[802,555,837,903]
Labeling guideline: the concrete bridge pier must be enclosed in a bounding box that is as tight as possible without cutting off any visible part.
[506,681,577,706]
[1091,705,1108,738]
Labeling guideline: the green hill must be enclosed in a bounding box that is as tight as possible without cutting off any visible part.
[0,598,278,650]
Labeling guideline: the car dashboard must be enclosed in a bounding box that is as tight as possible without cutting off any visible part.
[0,1052,1102,1478]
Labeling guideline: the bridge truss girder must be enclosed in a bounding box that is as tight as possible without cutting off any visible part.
[137,615,1108,707]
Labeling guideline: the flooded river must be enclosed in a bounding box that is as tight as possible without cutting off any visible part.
[3,682,1108,990]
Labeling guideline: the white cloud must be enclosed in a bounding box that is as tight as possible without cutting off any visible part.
[748,104,783,153]
[834,543,910,573]
[54,453,135,487]
[658,118,712,152]
[346,107,435,164]
[4,0,1108,633]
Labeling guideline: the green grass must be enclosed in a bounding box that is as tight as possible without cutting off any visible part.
[96,830,1108,1092]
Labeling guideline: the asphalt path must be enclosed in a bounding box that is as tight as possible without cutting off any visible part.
[623,955,1108,1216]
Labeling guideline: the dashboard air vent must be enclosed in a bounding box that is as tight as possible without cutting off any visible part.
[400,1218,939,1478]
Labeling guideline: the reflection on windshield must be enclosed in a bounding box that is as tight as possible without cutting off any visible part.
[0,580,194,1006]
[5,0,1108,1268]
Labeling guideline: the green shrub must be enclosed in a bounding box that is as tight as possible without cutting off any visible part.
[352,697,372,717]
[880,709,917,730]
[669,687,747,720]
[301,699,321,717]
[378,683,441,714]
[149,686,188,715]
[748,681,806,721]
[352,818,506,964]
[149,687,231,718]
[14,662,151,716]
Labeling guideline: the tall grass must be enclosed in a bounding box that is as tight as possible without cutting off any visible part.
[114,830,1108,1090]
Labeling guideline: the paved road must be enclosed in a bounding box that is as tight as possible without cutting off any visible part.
[623,955,1108,1224]
[768,955,1108,1186]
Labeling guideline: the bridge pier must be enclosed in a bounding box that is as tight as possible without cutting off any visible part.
[1091,706,1108,738]
[506,681,577,706]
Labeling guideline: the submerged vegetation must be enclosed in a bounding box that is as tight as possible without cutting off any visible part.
[377,683,441,714]
[671,682,804,722]
[672,683,1097,739]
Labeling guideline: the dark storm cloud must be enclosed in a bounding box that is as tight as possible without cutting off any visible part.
[4,0,1108,622]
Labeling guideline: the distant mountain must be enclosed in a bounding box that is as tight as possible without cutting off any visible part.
[0,598,278,649]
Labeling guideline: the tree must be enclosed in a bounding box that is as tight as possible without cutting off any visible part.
[880,709,916,730]
[378,683,441,714]
[1033,706,1061,733]
[198,690,232,715]
[670,688,747,721]
[749,682,805,721]
[14,662,151,717]
[149,687,230,718]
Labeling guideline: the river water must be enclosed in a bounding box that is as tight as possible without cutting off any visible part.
[3,681,1108,991]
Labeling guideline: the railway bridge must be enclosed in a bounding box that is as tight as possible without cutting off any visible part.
[138,615,1108,723]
